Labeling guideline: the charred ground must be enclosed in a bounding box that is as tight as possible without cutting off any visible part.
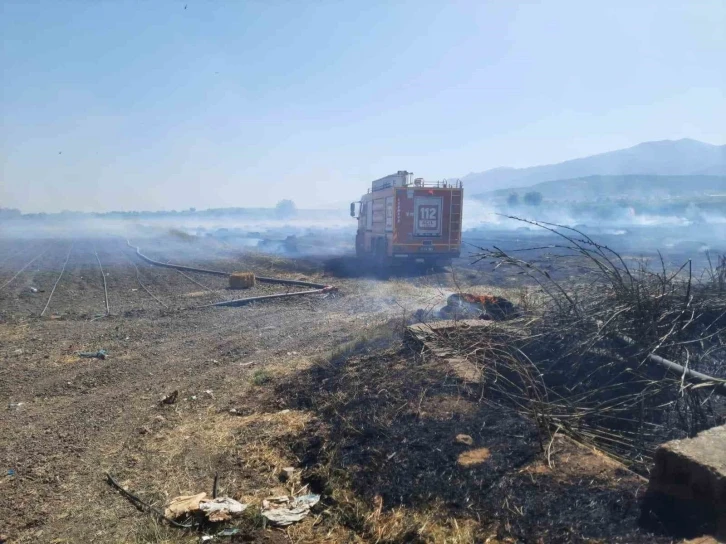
[0,233,719,543]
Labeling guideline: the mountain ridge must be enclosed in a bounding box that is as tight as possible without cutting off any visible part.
[460,139,726,194]
[475,174,726,202]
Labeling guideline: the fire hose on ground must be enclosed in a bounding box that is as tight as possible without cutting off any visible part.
[126,240,336,308]
[614,334,726,397]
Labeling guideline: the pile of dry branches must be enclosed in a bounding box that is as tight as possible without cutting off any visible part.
[450,220,726,472]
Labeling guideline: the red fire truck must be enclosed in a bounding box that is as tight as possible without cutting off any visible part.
[350,171,463,267]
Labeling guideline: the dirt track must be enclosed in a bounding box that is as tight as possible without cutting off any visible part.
[0,236,677,543]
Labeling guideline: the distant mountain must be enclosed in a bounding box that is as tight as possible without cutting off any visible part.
[462,139,726,195]
[481,175,726,202]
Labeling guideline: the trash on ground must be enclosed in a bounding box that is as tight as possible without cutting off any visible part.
[78,349,107,360]
[261,493,320,526]
[199,497,247,522]
[164,493,247,522]
[160,390,178,405]
[199,528,242,541]
[7,402,24,411]
[279,467,295,482]
[165,492,208,519]
[455,434,474,446]
[29,286,39,293]
[7,469,16,477]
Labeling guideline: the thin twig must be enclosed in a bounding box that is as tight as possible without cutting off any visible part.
[105,473,196,529]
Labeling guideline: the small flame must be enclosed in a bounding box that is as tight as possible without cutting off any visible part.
[459,293,502,305]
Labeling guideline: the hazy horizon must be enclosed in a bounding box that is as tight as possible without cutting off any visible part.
[2,0,725,213]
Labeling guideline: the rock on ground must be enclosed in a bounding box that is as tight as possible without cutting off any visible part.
[641,424,726,540]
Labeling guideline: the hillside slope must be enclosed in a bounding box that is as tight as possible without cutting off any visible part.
[476,174,726,201]
[462,139,726,194]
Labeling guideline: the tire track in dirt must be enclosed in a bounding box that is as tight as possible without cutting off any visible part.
[0,235,417,542]
[0,245,75,319]
[133,257,214,309]
[40,243,74,316]
[93,246,110,316]
[0,245,51,291]
[103,240,230,311]
[87,241,169,314]
[0,242,35,272]
[117,246,169,310]
[126,240,309,310]
[42,243,111,318]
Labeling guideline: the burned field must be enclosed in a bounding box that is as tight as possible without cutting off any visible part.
[0,237,327,320]
[1,232,724,543]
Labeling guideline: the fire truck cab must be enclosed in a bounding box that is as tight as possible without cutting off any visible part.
[350,171,463,267]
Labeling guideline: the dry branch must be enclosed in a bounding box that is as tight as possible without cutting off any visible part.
[445,218,726,472]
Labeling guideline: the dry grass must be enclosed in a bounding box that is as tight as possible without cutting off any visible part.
[99,405,318,542]
[319,492,482,544]
[84,314,665,543]
[457,447,491,466]
[239,250,323,277]
[16,238,683,543]
[0,319,30,342]
[266,333,663,543]
[321,316,404,366]
[182,290,210,298]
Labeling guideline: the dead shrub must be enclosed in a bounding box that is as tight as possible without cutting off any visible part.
[456,218,726,472]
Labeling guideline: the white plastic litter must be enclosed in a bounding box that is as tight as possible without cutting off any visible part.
[199,497,247,522]
[261,493,320,526]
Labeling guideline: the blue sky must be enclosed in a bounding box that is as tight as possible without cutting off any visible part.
[1,0,724,212]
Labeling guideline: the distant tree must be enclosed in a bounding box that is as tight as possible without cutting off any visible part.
[507,193,519,207]
[523,191,543,206]
[275,199,297,218]
[0,207,22,218]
